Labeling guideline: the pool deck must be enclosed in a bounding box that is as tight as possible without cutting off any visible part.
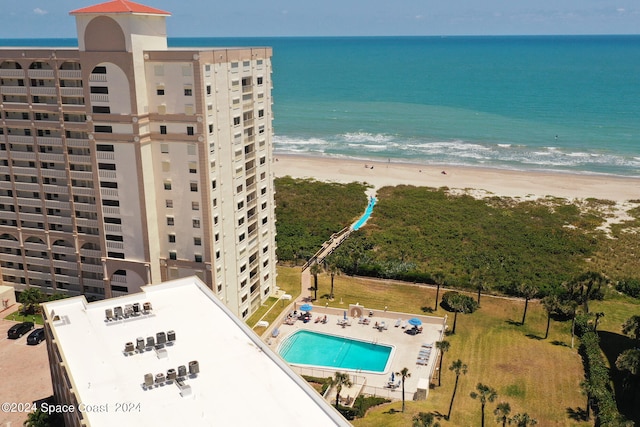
[268,305,446,401]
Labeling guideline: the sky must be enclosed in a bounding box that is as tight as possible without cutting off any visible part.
[0,0,638,39]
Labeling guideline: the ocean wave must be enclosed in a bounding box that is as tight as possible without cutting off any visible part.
[273,133,640,176]
[342,132,394,144]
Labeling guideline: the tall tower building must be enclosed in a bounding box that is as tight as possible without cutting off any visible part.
[0,0,277,319]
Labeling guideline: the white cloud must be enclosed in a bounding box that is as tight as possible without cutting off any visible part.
[33,8,48,15]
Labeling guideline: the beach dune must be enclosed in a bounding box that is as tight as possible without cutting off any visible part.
[273,154,639,203]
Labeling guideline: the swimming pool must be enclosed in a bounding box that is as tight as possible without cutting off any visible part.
[279,330,393,373]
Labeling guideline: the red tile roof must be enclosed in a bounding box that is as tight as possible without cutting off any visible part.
[70,0,170,16]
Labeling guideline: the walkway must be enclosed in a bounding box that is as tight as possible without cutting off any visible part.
[300,195,377,299]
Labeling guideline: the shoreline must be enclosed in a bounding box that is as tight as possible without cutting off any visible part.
[272,153,640,202]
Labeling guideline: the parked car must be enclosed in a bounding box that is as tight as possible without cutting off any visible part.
[27,328,45,345]
[7,321,34,339]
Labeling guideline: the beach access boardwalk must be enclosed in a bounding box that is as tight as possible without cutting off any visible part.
[300,196,377,298]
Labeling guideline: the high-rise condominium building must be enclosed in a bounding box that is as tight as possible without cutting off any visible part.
[0,0,277,319]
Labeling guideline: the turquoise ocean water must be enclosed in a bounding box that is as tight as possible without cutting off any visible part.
[4,36,639,176]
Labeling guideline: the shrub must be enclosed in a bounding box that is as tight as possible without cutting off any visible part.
[616,278,640,299]
[353,395,391,418]
[441,291,478,313]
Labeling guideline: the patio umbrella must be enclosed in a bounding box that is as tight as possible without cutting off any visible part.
[408,317,422,327]
[344,311,347,320]
[300,303,313,312]
[391,372,395,382]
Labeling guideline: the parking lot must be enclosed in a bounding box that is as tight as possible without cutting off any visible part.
[0,307,52,427]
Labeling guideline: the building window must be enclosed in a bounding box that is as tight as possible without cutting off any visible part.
[161,143,169,153]
[187,126,194,136]
[189,162,197,173]
[215,233,219,242]
[194,254,203,263]
[162,161,170,172]
[94,125,112,133]
[212,198,217,207]
[263,245,269,254]
[216,250,220,259]
[194,237,202,246]
[169,251,177,260]
[238,217,245,226]
[184,88,192,96]
[160,125,167,134]
[214,216,218,225]
[257,76,263,85]
[166,200,173,208]
[190,182,198,192]
[92,66,107,74]
[258,109,264,118]
[168,234,176,243]
[98,162,116,170]
[90,86,108,94]
[236,184,243,193]
[192,219,200,228]
[167,217,174,226]
[233,117,240,126]
[239,233,245,242]
[93,106,111,114]
[237,201,244,210]
[206,85,211,95]
[191,201,199,211]
[157,87,165,95]
[164,181,172,190]
[208,124,214,134]
[211,180,217,190]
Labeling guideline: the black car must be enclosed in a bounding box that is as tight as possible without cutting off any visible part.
[7,321,34,339]
[27,328,45,345]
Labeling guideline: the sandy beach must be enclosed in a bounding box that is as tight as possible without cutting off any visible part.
[273,154,639,201]
[273,154,640,227]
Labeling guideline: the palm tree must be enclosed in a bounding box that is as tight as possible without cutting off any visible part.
[568,271,607,313]
[413,412,441,427]
[494,402,511,427]
[326,261,340,300]
[471,272,487,307]
[622,315,640,343]
[509,412,537,426]
[18,287,45,315]
[593,311,605,332]
[309,263,322,301]
[448,293,476,334]
[435,340,450,386]
[446,359,468,420]
[432,271,445,311]
[518,283,538,326]
[397,367,411,412]
[541,295,559,339]
[470,383,498,427]
[329,371,353,409]
[579,379,594,420]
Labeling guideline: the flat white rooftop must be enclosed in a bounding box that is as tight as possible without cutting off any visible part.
[43,277,349,426]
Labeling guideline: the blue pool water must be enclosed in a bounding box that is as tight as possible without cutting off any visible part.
[279,330,392,372]
[352,197,376,231]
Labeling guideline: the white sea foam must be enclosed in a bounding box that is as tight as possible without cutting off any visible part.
[342,132,394,144]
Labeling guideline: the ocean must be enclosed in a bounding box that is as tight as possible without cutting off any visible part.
[3,36,639,176]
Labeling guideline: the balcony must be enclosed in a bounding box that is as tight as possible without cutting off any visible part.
[0,69,25,78]
[80,248,102,258]
[36,137,63,146]
[39,153,65,163]
[60,87,84,97]
[66,138,90,147]
[72,187,95,197]
[41,169,68,179]
[58,70,82,79]
[98,170,117,180]
[0,86,28,95]
[0,210,18,220]
[42,184,68,195]
[27,70,54,79]
[30,87,57,96]
[76,217,98,228]
[14,182,40,192]
[48,215,72,225]
[68,154,92,164]
[90,94,109,103]
[89,73,107,82]
[81,263,103,274]
[70,170,94,180]
[100,188,118,198]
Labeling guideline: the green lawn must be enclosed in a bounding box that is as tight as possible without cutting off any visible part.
[4,311,43,325]
[298,267,606,426]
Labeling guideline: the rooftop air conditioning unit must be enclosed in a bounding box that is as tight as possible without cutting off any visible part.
[146,336,155,348]
[155,373,165,384]
[136,337,145,352]
[167,368,177,381]
[143,302,152,313]
[167,330,176,342]
[114,306,123,318]
[156,332,166,345]
[124,342,134,352]
[189,360,199,375]
[144,373,153,387]
[105,308,113,320]
[177,365,187,377]
[124,304,133,317]
[132,302,140,314]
